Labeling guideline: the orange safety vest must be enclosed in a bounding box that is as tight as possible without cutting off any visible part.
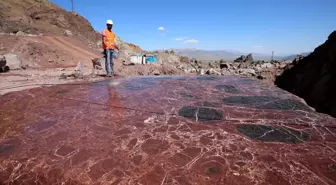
[101,29,115,49]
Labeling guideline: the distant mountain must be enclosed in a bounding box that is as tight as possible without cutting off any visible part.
[172,48,287,61]
[281,52,311,61]
[173,49,243,60]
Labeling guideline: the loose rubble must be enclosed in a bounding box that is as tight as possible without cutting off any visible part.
[175,55,293,84]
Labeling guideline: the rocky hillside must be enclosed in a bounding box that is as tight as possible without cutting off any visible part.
[0,0,99,43]
[275,31,336,117]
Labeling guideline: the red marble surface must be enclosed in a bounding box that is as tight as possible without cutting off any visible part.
[0,76,335,185]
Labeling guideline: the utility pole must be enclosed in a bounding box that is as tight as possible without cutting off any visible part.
[271,51,274,61]
[71,0,74,12]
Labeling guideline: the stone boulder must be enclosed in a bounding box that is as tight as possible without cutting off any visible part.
[16,31,27,36]
[0,55,10,73]
[4,54,22,70]
[221,70,232,76]
[0,55,6,68]
[179,56,189,63]
[238,68,256,76]
[75,61,83,72]
[275,30,336,117]
[64,30,73,36]
[245,54,254,63]
[260,63,274,69]
[205,68,221,75]
[219,60,229,69]
[234,53,254,63]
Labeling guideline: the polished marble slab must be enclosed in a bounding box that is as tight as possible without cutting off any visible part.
[0,75,335,185]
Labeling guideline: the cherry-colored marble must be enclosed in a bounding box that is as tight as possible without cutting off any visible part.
[0,75,335,185]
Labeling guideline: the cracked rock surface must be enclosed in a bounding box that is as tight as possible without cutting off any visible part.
[0,75,335,185]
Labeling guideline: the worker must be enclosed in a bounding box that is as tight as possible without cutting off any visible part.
[102,20,119,77]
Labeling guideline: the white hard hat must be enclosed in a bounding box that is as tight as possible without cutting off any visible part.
[106,20,113,25]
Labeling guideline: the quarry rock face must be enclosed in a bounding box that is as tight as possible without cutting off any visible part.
[0,76,335,184]
[275,30,336,117]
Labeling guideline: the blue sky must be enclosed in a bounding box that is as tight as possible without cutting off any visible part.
[51,0,335,55]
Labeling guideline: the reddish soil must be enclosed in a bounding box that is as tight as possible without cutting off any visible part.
[0,0,100,43]
[0,35,100,68]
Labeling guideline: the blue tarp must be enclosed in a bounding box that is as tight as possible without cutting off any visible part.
[146,56,156,63]
[137,53,157,63]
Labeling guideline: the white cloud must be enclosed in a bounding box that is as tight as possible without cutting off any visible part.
[252,45,264,48]
[175,37,187,41]
[160,33,166,36]
[158,27,165,31]
[184,39,199,43]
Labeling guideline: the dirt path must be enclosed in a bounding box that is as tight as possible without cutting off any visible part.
[0,35,104,94]
[45,36,99,61]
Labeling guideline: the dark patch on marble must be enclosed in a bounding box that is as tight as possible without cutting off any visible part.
[256,99,312,111]
[223,96,280,105]
[55,89,70,94]
[205,166,220,175]
[56,145,76,157]
[201,101,221,108]
[0,143,15,154]
[236,124,310,144]
[176,78,187,81]
[196,76,219,81]
[123,83,144,90]
[215,85,240,93]
[0,139,20,155]
[178,106,222,122]
[178,106,198,119]
[184,85,198,90]
[180,93,194,98]
[29,120,57,132]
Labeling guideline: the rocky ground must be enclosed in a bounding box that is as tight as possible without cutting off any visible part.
[0,33,186,94]
[0,31,295,94]
[1,0,334,118]
[176,54,294,84]
[0,0,185,94]
[0,0,293,95]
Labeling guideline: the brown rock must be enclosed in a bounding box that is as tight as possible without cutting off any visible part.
[275,30,336,117]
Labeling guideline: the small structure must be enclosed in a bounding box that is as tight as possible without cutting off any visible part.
[129,53,157,65]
